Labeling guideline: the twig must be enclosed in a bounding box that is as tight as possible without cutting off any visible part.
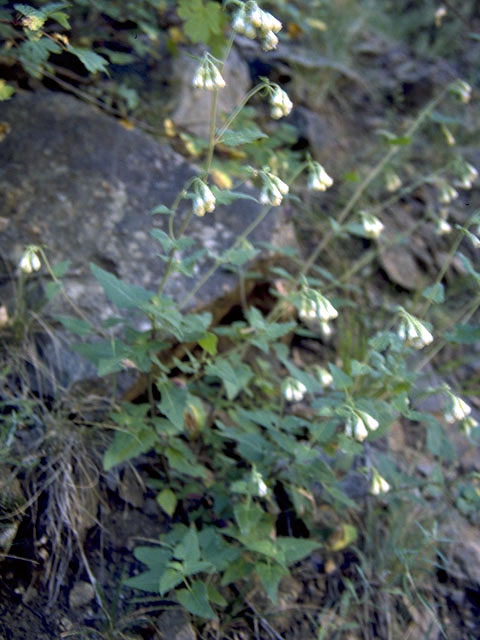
[246,600,287,640]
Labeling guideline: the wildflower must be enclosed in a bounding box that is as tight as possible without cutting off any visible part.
[192,179,216,217]
[397,308,433,349]
[232,2,282,49]
[438,183,458,204]
[385,170,402,192]
[454,161,478,190]
[192,55,225,91]
[461,416,478,437]
[370,470,390,495]
[359,211,384,238]
[259,170,289,206]
[320,321,333,338]
[269,85,293,119]
[449,79,472,104]
[345,410,379,442]
[282,377,307,403]
[262,30,278,52]
[441,124,455,146]
[251,468,268,497]
[445,391,471,424]
[314,366,333,387]
[299,288,338,322]
[307,162,334,192]
[435,6,447,27]
[345,415,368,442]
[19,246,41,274]
[435,218,452,235]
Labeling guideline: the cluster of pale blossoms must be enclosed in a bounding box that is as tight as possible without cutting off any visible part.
[269,85,293,119]
[449,79,472,104]
[385,169,402,193]
[259,169,289,206]
[370,469,390,495]
[192,179,216,217]
[454,161,478,190]
[307,162,333,192]
[345,409,379,442]
[192,54,226,91]
[397,308,433,349]
[282,377,307,403]
[19,246,41,274]
[232,0,282,51]
[298,286,338,336]
[359,210,384,239]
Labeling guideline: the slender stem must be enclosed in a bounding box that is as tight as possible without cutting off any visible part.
[301,87,449,280]
[215,84,268,143]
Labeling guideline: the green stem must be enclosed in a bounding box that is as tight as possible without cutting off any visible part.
[301,87,449,280]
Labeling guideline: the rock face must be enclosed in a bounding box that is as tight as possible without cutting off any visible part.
[0,91,291,392]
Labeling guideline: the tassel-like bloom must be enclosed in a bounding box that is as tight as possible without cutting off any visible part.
[282,377,307,402]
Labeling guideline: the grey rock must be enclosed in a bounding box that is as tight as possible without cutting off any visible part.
[69,581,95,609]
[0,92,291,395]
[156,609,196,640]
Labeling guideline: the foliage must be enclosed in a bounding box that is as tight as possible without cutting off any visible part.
[2,0,480,636]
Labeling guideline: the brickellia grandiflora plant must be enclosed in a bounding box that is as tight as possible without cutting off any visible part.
[10,0,480,633]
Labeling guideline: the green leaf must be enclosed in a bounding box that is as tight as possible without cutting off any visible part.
[426,419,454,461]
[67,46,109,73]
[49,10,69,29]
[159,568,184,596]
[328,363,353,390]
[198,331,218,356]
[165,445,208,479]
[103,425,156,471]
[206,585,227,607]
[134,546,171,570]
[221,127,267,147]
[44,281,62,301]
[277,537,322,565]
[156,380,188,431]
[176,581,216,619]
[177,0,225,46]
[256,562,288,603]
[206,356,252,400]
[0,79,15,100]
[445,324,480,344]
[90,263,153,309]
[220,556,253,586]
[175,526,200,565]
[211,188,258,206]
[157,488,177,517]
[51,259,71,277]
[458,252,480,281]
[234,502,264,536]
[422,283,444,304]
[55,315,92,336]
[123,569,161,593]
[151,204,174,215]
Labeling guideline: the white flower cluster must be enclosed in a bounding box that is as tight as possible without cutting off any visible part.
[192,55,226,91]
[251,468,268,497]
[438,182,458,205]
[370,470,390,495]
[192,179,216,217]
[259,170,289,206]
[454,161,478,190]
[449,79,472,104]
[307,162,333,192]
[435,209,452,236]
[298,287,338,336]
[444,389,471,424]
[282,377,307,403]
[269,85,293,119]
[232,1,282,51]
[19,246,41,274]
[345,410,379,442]
[385,169,402,193]
[397,308,433,349]
[314,365,333,388]
[359,211,384,238]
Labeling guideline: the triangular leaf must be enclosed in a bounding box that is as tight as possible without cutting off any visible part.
[176,581,216,619]
[90,263,153,309]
